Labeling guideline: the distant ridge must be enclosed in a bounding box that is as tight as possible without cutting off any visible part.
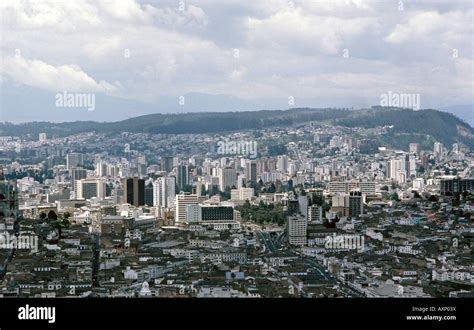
[0,107,472,149]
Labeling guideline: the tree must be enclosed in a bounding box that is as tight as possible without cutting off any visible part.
[268,183,276,193]
[47,210,58,221]
[287,179,294,192]
[391,192,400,201]
[51,216,71,239]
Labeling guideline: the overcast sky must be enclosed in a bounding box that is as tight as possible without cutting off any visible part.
[0,0,473,122]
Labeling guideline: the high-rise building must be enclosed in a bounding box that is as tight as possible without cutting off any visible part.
[347,191,364,217]
[276,155,288,173]
[434,142,443,159]
[0,170,19,220]
[123,177,145,206]
[412,178,424,191]
[186,205,234,223]
[175,193,198,223]
[70,168,87,192]
[144,181,154,206]
[219,167,236,191]
[230,187,255,201]
[387,158,405,183]
[76,178,106,200]
[298,195,308,218]
[308,204,323,224]
[245,161,257,183]
[176,165,189,190]
[96,162,108,177]
[39,133,47,142]
[137,155,146,165]
[288,215,307,246]
[153,176,176,208]
[329,181,376,194]
[409,143,419,154]
[161,156,174,173]
[408,155,416,177]
[107,164,119,178]
[66,153,84,169]
[439,177,474,196]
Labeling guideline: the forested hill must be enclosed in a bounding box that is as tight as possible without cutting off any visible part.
[0,107,472,148]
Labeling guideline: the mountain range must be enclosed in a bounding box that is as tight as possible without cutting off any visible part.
[0,107,472,151]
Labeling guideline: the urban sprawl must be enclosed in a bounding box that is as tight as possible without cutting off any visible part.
[0,123,472,298]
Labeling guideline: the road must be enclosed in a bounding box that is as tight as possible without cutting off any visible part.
[256,230,284,253]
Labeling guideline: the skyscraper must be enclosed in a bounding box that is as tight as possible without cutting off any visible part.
[347,191,364,217]
[176,165,189,190]
[0,170,19,220]
[219,167,236,191]
[145,181,154,206]
[434,142,443,159]
[70,167,87,192]
[409,143,419,154]
[96,162,108,177]
[66,153,84,169]
[245,161,257,184]
[77,178,106,200]
[387,158,405,183]
[308,204,323,224]
[175,193,198,223]
[161,156,174,173]
[277,155,288,173]
[153,176,176,208]
[123,177,145,207]
[288,215,307,246]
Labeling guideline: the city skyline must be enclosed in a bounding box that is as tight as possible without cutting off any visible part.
[0,1,473,328]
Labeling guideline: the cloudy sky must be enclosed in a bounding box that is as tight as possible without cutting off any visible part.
[0,0,473,122]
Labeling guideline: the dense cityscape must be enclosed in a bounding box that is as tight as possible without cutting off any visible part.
[0,113,472,298]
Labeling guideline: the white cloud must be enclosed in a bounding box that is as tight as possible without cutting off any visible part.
[385,10,472,44]
[1,55,118,93]
[0,0,472,112]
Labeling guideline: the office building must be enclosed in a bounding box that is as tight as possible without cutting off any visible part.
[145,181,154,206]
[277,155,288,173]
[39,133,47,142]
[0,170,19,219]
[288,215,307,246]
[123,177,145,207]
[96,162,108,177]
[176,165,189,190]
[245,161,257,183]
[161,156,174,173]
[153,176,176,208]
[409,143,419,154]
[329,181,376,194]
[348,191,364,217]
[66,153,84,169]
[387,158,406,183]
[434,142,443,159]
[70,168,87,192]
[230,187,255,201]
[439,177,474,196]
[76,178,106,200]
[308,204,323,224]
[186,205,234,223]
[219,167,236,191]
[175,193,198,223]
